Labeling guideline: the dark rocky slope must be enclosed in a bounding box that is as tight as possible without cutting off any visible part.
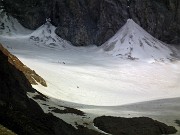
[0,45,103,135]
[0,44,47,87]
[2,0,180,46]
[94,116,177,135]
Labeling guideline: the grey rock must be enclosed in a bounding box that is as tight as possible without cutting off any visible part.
[2,0,180,46]
[129,0,180,44]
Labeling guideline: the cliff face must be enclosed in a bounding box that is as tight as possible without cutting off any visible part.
[129,0,180,44]
[2,0,180,46]
[0,44,47,87]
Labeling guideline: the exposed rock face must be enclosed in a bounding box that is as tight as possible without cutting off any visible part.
[0,44,47,87]
[0,124,16,135]
[94,116,177,135]
[54,0,128,46]
[129,0,180,44]
[2,0,180,46]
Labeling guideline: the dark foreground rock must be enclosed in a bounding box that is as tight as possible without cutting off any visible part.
[94,116,177,135]
[50,107,85,116]
[2,0,180,46]
[0,45,103,135]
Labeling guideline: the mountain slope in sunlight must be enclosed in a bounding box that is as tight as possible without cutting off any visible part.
[101,19,175,62]
[29,20,72,49]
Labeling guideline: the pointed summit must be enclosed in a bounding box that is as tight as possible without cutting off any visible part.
[101,19,175,62]
[126,19,137,26]
[30,22,72,49]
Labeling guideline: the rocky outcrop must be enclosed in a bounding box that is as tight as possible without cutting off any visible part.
[0,44,47,87]
[0,124,16,135]
[129,0,180,44]
[2,0,180,46]
[94,116,177,135]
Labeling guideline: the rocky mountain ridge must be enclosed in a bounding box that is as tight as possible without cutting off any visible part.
[2,0,180,46]
[0,44,47,86]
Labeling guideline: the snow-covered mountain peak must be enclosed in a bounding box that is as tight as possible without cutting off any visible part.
[0,11,72,49]
[29,21,72,49]
[124,19,137,29]
[101,19,175,62]
[0,11,31,35]
[32,21,56,38]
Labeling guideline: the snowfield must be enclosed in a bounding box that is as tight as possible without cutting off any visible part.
[1,35,180,106]
[18,54,180,106]
[1,12,180,133]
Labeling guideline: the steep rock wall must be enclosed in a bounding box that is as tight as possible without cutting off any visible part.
[2,0,180,46]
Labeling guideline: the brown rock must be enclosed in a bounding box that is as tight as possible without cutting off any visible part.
[0,44,47,87]
[3,0,180,45]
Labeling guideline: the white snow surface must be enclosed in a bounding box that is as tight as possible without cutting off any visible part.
[101,19,175,62]
[0,10,32,35]
[0,16,179,106]
[29,21,73,49]
[0,24,179,107]
[0,15,180,133]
